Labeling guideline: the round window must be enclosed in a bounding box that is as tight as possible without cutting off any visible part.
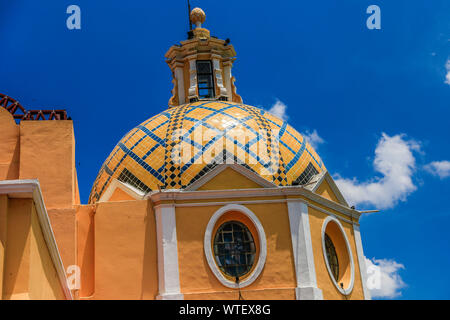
[322,216,355,294]
[213,221,256,278]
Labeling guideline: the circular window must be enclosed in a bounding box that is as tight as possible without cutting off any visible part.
[204,204,267,288]
[213,221,256,278]
[321,216,355,295]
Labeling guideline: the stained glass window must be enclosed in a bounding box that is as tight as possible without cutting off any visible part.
[213,221,256,278]
[325,233,339,282]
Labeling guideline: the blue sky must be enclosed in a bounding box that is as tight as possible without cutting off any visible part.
[1,0,449,299]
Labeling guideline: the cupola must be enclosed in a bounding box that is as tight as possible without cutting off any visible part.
[165,7,243,106]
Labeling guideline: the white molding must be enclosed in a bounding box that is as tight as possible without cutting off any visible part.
[204,204,267,289]
[188,59,198,100]
[154,203,183,300]
[0,179,73,300]
[153,199,355,229]
[321,216,355,296]
[353,223,371,300]
[223,63,233,101]
[212,59,228,97]
[99,179,146,202]
[175,66,185,104]
[148,185,361,221]
[287,199,323,300]
[184,164,276,191]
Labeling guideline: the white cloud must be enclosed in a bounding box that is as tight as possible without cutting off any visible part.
[266,99,288,121]
[302,129,325,150]
[365,257,406,299]
[335,133,420,209]
[445,59,450,85]
[424,160,450,179]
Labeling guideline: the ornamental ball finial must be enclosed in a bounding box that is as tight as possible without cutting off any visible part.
[190,7,206,28]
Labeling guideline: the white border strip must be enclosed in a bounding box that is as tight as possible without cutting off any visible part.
[155,203,183,300]
[287,199,323,300]
[353,223,371,300]
[154,200,356,226]
[148,185,361,221]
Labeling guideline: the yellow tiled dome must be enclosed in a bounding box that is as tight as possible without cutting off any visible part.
[89,101,325,203]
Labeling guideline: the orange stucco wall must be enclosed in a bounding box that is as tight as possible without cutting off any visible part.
[1,119,80,270]
[92,200,158,300]
[0,108,20,180]
[47,209,76,269]
[0,195,6,298]
[28,204,66,300]
[76,205,95,298]
[109,187,136,201]
[19,120,76,209]
[1,198,66,300]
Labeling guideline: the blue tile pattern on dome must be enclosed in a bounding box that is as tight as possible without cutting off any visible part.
[89,101,325,203]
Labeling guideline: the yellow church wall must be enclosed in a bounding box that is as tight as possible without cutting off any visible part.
[175,201,297,299]
[308,206,365,300]
[0,108,20,180]
[315,180,340,204]
[18,120,77,210]
[197,167,264,190]
[93,200,158,300]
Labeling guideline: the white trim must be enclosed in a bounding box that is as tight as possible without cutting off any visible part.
[99,179,146,202]
[153,199,356,227]
[321,216,355,295]
[0,180,73,300]
[212,59,228,97]
[287,200,323,300]
[175,66,186,104]
[184,164,276,191]
[223,63,233,101]
[204,204,267,289]
[154,204,183,300]
[147,185,361,221]
[353,223,371,300]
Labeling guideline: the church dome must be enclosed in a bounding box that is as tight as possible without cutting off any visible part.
[89,101,325,203]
